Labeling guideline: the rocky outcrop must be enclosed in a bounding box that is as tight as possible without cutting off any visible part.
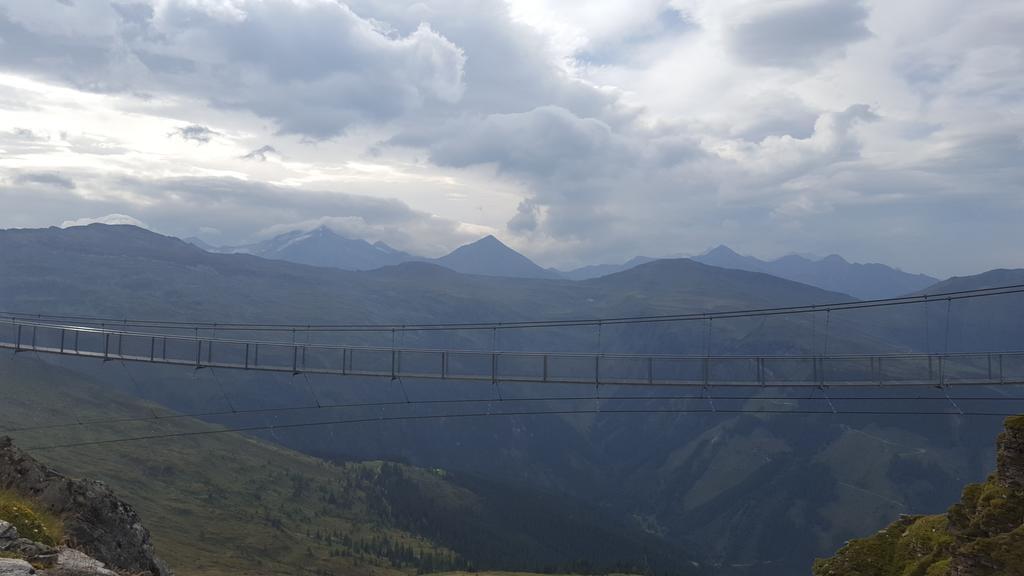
[0,438,170,576]
[0,558,37,576]
[2,520,118,575]
[813,416,1024,576]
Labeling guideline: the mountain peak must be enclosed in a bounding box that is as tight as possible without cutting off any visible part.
[473,234,505,247]
[821,254,849,264]
[213,226,418,270]
[437,235,556,279]
[705,244,740,257]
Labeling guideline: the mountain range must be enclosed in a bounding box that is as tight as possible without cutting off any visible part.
[189,226,941,297]
[4,223,1022,575]
[692,245,940,300]
[190,227,557,279]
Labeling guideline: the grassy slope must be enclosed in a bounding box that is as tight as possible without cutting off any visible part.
[0,355,699,576]
[812,417,1024,576]
[0,355,464,576]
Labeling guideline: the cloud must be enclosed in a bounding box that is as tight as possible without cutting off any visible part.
[241,145,278,161]
[5,172,482,257]
[507,199,540,233]
[169,124,219,144]
[412,106,623,178]
[60,213,149,228]
[15,171,76,189]
[728,0,872,68]
[0,0,467,138]
[0,0,1022,278]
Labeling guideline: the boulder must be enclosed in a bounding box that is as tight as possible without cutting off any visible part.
[0,558,35,576]
[46,548,118,576]
[0,520,16,541]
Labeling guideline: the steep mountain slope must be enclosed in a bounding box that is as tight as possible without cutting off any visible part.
[1,224,1021,575]
[192,225,419,271]
[813,416,1024,576]
[693,245,940,299]
[435,235,556,279]
[0,355,701,575]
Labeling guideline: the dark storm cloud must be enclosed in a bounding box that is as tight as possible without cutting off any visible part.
[729,0,872,68]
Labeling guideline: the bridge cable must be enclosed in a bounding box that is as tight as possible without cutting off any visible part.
[7,390,1024,436]
[20,405,1024,452]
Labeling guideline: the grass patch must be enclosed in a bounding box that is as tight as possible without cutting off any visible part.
[0,490,63,546]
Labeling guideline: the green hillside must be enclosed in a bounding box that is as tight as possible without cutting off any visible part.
[0,355,699,575]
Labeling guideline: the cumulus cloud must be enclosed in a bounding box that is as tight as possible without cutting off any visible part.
[0,0,467,138]
[0,0,1022,277]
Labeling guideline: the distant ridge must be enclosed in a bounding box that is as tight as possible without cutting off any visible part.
[692,245,940,299]
[560,245,939,298]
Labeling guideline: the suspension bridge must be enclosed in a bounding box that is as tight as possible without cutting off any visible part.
[3,284,1024,389]
[3,284,1024,449]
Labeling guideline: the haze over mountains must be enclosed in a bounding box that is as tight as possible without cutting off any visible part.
[192,227,556,279]
[4,223,1024,575]
[190,225,941,298]
[188,225,417,271]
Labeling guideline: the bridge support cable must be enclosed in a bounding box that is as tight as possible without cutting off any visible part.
[19,403,1024,452]
[6,389,1024,439]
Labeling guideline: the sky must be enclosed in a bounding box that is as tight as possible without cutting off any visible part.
[0,0,1021,277]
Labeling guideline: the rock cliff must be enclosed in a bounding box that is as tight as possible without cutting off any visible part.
[0,437,169,576]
